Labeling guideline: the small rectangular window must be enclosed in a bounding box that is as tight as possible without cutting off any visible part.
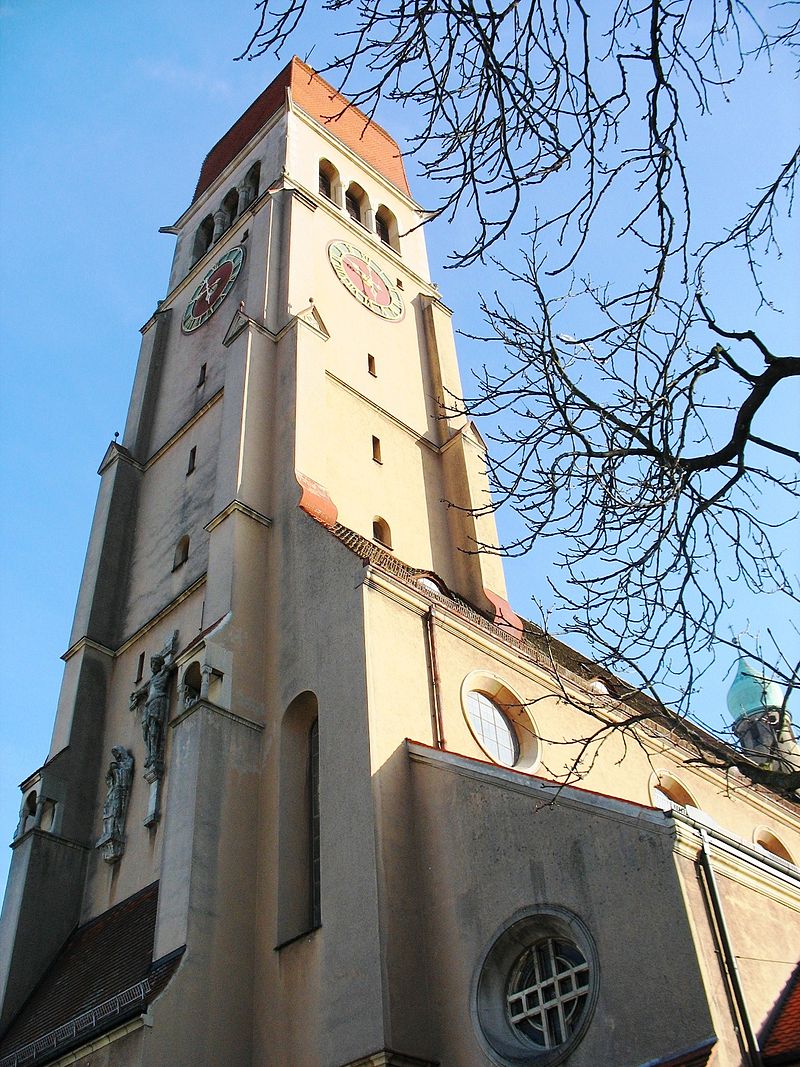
[368,354,377,377]
[197,363,207,387]
[396,278,404,290]
[372,436,382,464]
[135,651,145,683]
[187,446,197,475]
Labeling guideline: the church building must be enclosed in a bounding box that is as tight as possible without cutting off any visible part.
[1,58,799,1067]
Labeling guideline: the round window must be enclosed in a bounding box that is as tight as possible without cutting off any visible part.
[461,673,540,772]
[465,691,520,767]
[506,938,590,1048]
[473,907,598,1066]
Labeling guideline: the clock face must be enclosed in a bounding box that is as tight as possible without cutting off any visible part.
[328,241,404,321]
[182,246,246,333]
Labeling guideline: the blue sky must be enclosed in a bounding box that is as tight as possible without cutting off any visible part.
[1,3,798,891]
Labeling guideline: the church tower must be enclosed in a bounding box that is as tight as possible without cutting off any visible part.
[0,58,512,1066]
[2,59,799,1067]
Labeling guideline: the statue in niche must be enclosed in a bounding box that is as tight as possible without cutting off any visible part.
[130,631,178,783]
[183,681,200,710]
[96,746,134,863]
[182,660,203,711]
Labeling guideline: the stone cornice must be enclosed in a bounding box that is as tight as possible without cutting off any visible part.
[10,828,90,854]
[170,697,263,734]
[672,811,800,907]
[66,579,208,663]
[407,740,673,833]
[61,636,116,663]
[44,1017,147,1067]
[115,576,207,657]
[326,371,440,451]
[143,390,223,470]
[204,499,273,534]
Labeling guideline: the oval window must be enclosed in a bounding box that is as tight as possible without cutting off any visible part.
[465,690,520,767]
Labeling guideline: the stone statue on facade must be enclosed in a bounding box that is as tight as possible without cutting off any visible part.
[96,746,134,863]
[129,631,178,827]
[130,632,178,783]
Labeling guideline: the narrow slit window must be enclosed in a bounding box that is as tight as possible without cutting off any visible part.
[135,651,145,683]
[376,214,390,245]
[368,353,377,377]
[191,215,214,266]
[309,718,321,927]
[318,159,340,207]
[375,205,400,251]
[187,447,197,475]
[173,535,190,570]
[345,191,360,222]
[345,182,369,227]
[372,436,382,464]
[197,363,207,387]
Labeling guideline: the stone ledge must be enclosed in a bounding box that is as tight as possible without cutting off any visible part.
[169,698,263,733]
[339,1052,439,1067]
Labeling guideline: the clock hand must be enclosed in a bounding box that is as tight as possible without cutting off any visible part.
[351,261,377,299]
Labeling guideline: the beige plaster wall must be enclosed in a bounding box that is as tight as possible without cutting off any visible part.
[250,511,390,1066]
[17,82,800,1067]
[121,402,220,639]
[287,201,436,435]
[373,751,716,1066]
[143,228,253,459]
[716,864,800,1034]
[287,107,431,281]
[324,377,441,571]
[363,577,800,887]
[673,846,800,1063]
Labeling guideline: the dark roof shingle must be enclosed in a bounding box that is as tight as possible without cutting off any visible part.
[0,882,181,1066]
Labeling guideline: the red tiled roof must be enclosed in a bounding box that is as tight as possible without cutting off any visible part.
[763,963,800,1065]
[193,57,409,203]
[0,882,182,1066]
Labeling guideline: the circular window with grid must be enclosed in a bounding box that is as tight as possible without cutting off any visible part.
[506,938,590,1048]
[461,673,539,772]
[473,907,598,1066]
[465,691,520,767]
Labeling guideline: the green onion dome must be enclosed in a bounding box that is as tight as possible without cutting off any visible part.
[727,657,785,722]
